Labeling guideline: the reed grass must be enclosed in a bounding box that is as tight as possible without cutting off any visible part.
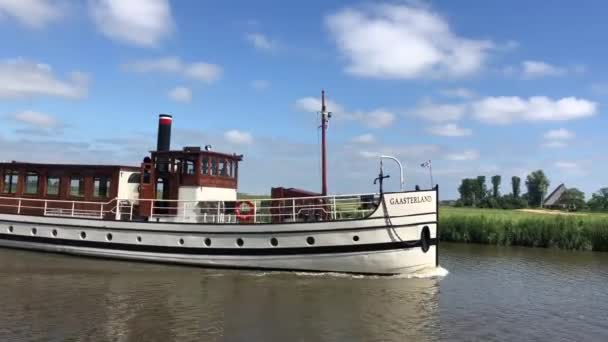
[439,207,608,251]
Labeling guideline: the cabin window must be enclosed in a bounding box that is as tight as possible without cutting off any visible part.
[202,157,209,175]
[47,176,60,196]
[70,176,85,197]
[143,168,151,184]
[229,161,236,178]
[24,172,39,194]
[184,160,196,175]
[2,170,18,194]
[93,177,111,198]
[128,173,140,183]
[210,158,217,176]
[156,178,165,199]
[219,160,229,177]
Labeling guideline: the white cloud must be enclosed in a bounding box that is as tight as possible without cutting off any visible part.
[122,57,222,83]
[542,141,567,148]
[521,60,565,78]
[541,128,574,148]
[89,0,173,47]
[365,109,396,128]
[408,102,466,122]
[501,40,519,51]
[12,110,58,128]
[445,149,479,161]
[294,96,346,115]
[123,56,181,73]
[326,3,493,79]
[245,32,276,51]
[0,59,89,99]
[472,96,597,124]
[184,63,222,82]
[440,87,475,99]
[168,86,191,103]
[544,128,574,140]
[0,0,63,28]
[352,133,375,144]
[359,144,440,160]
[224,130,253,145]
[251,79,270,91]
[359,150,380,159]
[554,161,586,175]
[295,97,394,128]
[555,161,578,169]
[590,83,608,95]
[504,60,584,79]
[427,123,472,137]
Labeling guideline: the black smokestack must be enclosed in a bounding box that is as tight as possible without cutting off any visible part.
[157,114,172,151]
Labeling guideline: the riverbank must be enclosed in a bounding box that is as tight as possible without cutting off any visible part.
[439,207,608,251]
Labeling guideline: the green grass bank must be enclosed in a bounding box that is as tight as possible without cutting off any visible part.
[439,207,608,251]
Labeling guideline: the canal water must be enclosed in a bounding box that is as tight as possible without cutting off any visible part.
[0,243,607,341]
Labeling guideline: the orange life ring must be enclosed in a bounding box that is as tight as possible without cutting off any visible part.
[235,201,255,222]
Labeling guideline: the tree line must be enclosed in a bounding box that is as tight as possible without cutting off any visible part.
[455,169,606,210]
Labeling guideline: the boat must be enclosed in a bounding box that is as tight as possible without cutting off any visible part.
[0,92,438,275]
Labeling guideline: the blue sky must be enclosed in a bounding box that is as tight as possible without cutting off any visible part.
[1,0,607,199]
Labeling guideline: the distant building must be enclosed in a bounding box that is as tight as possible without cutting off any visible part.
[543,183,567,209]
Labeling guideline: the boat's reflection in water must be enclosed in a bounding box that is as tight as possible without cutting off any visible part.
[0,249,442,341]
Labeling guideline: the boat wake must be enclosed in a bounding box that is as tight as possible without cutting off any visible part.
[241,266,449,280]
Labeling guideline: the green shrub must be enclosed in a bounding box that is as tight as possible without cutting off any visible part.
[439,207,608,251]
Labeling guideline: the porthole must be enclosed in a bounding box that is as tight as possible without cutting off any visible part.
[306,236,315,245]
[353,235,360,242]
[421,226,431,253]
[106,233,113,241]
[179,238,184,246]
[52,229,58,237]
[204,238,211,247]
[236,238,244,247]
[80,231,86,239]
[8,226,13,233]
[270,237,278,247]
[31,228,37,235]
[137,236,142,243]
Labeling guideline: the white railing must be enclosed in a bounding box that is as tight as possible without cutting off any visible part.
[0,193,380,224]
[0,196,116,219]
[116,193,380,224]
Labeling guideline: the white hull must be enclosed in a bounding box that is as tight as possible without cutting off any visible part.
[0,191,438,275]
[0,239,436,274]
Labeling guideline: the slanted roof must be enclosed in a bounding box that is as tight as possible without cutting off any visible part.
[0,161,139,172]
[152,149,243,161]
[544,183,567,206]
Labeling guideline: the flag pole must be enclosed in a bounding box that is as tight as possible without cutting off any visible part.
[421,160,434,189]
[429,160,434,189]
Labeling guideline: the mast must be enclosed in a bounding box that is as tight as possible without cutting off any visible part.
[321,90,330,196]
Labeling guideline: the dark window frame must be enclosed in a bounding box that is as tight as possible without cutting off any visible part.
[93,176,111,199]
[24,171,39,195]
[127,173,141,183]
[155,177,165,200]
[2,170,19,194]
[69,175,85,198]
[201,157,209,175]
[184,160,196,175]
[210,158,218,176]
[46,176,61,197]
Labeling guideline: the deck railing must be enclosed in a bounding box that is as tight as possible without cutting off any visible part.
[0,193,380,224]
[0,196,115,219]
